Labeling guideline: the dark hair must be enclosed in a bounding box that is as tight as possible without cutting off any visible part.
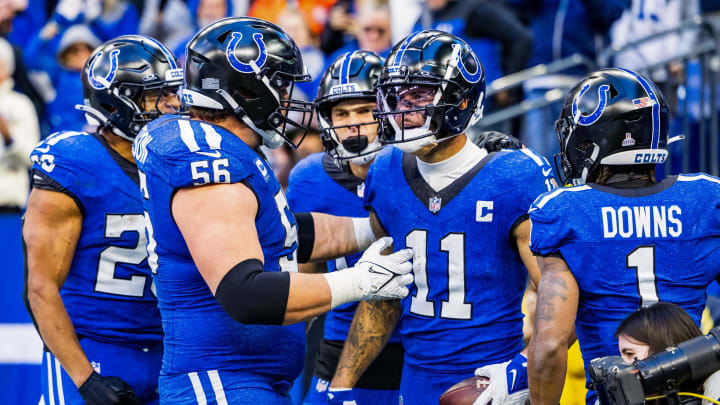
[589,164,656,185]
[615,302,702,355]
[189,106,231,122]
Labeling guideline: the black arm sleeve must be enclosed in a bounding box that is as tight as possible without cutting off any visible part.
[465,1,533,74]
[295,212,315,264]
[214,259,291,325]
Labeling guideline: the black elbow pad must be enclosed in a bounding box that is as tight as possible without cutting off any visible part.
[214,259,290,325]
[295,212,314,263]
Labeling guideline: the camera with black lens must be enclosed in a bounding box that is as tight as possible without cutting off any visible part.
[589,327,720,405]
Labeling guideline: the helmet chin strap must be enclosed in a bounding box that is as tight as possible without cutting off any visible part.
[575,143,600,185]
[340,138,381,165]
[468,92,484,128]
[347,152,378,165]
[75,104,134,141]
[321,115,382,164]
[216,89,286,149]
[393,134,438,153]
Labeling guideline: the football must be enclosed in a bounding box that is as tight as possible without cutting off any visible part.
[439,376,490,405]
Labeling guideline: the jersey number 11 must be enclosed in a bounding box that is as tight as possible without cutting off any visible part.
[406,229,472,320]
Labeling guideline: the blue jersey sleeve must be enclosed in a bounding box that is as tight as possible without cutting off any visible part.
[30,131,95,199]
[528,188,579,256]
[491,148,557,240]
[513,149,557,221]
[286,154,321,213]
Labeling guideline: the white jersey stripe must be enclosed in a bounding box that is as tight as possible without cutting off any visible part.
[46,131,85,145]
[34,131,86,153]
[207,370,228,405]
[520,148,546,167]
[199,123,223,150]
[46,353,56,405]
[188,372,207,405]
[54,358,65,405]
[179,120,200,152]
[677,174,720,185]
[532,185,591,210]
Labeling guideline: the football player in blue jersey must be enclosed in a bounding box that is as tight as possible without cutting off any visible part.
[327,30,557,405]
[527,68,720,405]
[132,17,414,404]
[23,36,183,405]
[286,50,405,404]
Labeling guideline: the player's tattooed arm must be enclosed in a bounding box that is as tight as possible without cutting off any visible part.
[513,219,541,286]
[23,189,95,387]
[331,299,401,388]
[527,256,579,405]
[306,210,386,262]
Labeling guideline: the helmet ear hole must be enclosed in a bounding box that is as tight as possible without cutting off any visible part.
[577,140,594,153]
[100,103,117,113]
[233,88,259,102]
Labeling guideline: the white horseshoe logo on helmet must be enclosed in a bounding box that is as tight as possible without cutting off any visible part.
[572,84,610,126]
[456,46,482,84]
[226,32,267,74]
[88,49,120,90]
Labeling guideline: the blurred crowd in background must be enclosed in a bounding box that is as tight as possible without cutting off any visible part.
[2,0,720,213]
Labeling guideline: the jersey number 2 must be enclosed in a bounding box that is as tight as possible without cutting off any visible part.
[406,229,471,320]
[96,214,154,297]
[627,245,658,307]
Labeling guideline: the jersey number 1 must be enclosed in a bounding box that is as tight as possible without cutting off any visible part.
[627,245,659,307]
[406,229,471,320]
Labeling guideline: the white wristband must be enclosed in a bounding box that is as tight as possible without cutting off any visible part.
[352,217,375,251]
[323,269,363,310]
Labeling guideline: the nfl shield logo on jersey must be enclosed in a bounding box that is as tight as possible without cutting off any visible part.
[429,196,442,213]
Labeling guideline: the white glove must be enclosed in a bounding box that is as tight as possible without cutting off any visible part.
[324,236,414,309]
[355,236,413,301]
[473,353,528,405]
[502,389,530,405]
